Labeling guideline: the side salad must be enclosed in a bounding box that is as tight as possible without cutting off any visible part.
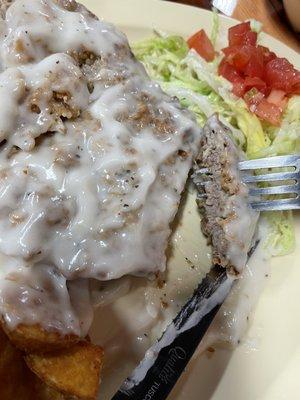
[133,15,300,256]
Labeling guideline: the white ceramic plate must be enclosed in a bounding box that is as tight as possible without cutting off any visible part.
[80,1,300,399]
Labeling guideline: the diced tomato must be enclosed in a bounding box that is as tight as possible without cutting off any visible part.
[187,29,215,62]
[244,50,264,78]
[222,45,254,71]
[267,89,288,110]
[244,88,282,125]
[232,48,252,70]
[222,46,243,66]
[228,21,257,46]
[292,82,300,95]
[218,59,239,82]
[218,59,245,96]
[244,77,267,93]
[264,57,300,94]
[254,98,282,126]
[257,45,276,65]
[232,81,245,97]
[217,21,300,125]
[244,88,265,108]
[222,46,237,58]
[242,30,257,46]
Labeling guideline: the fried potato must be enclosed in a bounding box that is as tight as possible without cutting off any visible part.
[1,324,102,399]
[25,341,104,400]
[2,322,79,353]
[0,327,64,399]
[0,328,33,399]
[32,375,68,400]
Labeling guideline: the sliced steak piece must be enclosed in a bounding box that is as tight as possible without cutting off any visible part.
[193,114,259,274]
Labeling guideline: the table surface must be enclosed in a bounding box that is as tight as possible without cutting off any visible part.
[169,0,300,52]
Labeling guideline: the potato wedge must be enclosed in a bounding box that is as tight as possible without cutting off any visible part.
[2,323,79,353]
[25,341,104,400]
[32,376,68,400]
[0,328,33,400]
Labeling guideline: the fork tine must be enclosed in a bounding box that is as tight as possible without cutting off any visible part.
[242,171,299,183]
[196,155,300,212]
[249,183,300,197]
[250,197,300,211]
[239,155,300,171]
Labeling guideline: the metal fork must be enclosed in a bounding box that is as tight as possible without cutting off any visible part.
[239,154,300,211]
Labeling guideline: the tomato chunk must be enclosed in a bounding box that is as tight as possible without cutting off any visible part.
[218,59,244,96]
[264,57,300,94]
[292,82,300,95]
[257,45,276,65]
[228,21,257,46]
[244,88,282,125]
[217,21,300,125]
[187,29,215,62]
[232,81,245,98]
[244,50,264,78]
[222,45,254,71]
[218,59,241,82]
[267,89,288,110]
[242,30,257,46]
[254,99,282,126]
[244,77,267,94]
[244,88,265,108]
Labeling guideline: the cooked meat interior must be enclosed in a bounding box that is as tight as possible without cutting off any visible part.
[0,0,201,337]
[193,114,259,274]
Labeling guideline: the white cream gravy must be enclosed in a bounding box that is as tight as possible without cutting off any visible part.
[0,0,201,335]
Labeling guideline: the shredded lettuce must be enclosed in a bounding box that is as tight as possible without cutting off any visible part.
[133,25,298,257]
[253,96,300,157]
[133,34,188,81]
[263,211,296,256]
[249,19,263,34]
[234,108,270,158]
[135,40,270,158]
[210,8,220,47]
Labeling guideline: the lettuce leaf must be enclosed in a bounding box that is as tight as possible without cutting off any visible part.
[263,211,295,256]
[135,40,270,157]
[253,96,300,157]
[249,19,263,34]
[210,8,220,47]
[133,34,188,81]
[133,31,298,257]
